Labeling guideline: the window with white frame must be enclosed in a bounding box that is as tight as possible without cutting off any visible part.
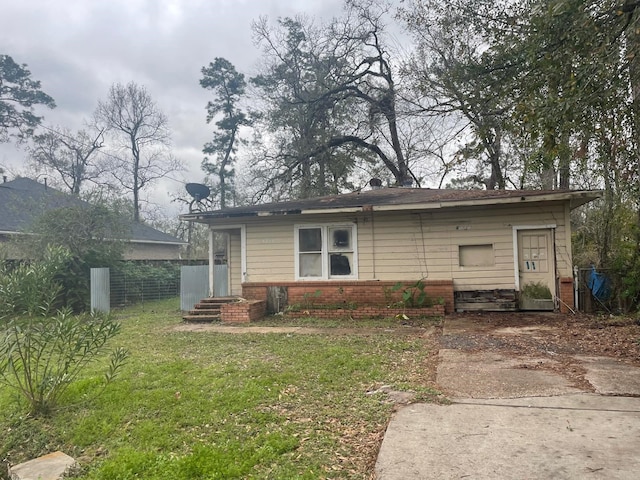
[295,224,357,280]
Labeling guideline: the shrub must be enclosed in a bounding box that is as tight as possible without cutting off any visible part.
[0,248,128,415]
[20,204,128,312]
[0,309,128,416]
[0,246,69,318]
[520,281,553,299]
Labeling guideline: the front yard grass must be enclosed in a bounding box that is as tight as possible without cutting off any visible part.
[0,298,441,479]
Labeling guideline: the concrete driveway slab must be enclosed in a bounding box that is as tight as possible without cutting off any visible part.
[576,356,640,395]
[437,349,581,398]
[375,394,640,480]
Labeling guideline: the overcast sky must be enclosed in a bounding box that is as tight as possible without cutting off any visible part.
[0,0,348,215]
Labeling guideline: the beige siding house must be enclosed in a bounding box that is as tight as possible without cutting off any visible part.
[181,187,599,314]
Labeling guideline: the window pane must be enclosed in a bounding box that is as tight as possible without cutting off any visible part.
[329,227,351,251]
[300,253,322,277]
[299,228,322,252]
[330,253,352,276]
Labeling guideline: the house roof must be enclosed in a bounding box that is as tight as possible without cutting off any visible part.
[0,177,186,245]
[180,187,602,222]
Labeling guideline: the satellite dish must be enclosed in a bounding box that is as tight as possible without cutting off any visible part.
[186,183,210,201]
[185,183,213,213]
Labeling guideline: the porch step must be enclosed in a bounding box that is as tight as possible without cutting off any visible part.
[189,308,222,315]
[182,296,239,323]
[198,296,239,305]
[182,314,221,323]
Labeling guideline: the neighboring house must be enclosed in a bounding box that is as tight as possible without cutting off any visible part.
[180,186,600,314]
[0,177,186,260]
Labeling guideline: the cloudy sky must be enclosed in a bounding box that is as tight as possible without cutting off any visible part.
[0,0,347,215]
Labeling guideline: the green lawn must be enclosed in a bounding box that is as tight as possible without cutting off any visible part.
[0,299,441,479]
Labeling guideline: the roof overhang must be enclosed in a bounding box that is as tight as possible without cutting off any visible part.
[179,190,603,223]
[126,239,188,246]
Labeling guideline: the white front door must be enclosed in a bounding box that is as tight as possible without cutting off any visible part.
[517,229,555,310]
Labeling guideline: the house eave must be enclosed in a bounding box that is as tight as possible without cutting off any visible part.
[126,239,188,246]
[179,190,602,223]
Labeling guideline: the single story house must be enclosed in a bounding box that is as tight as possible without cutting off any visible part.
[0,177,186,260]
[180,186,600,317]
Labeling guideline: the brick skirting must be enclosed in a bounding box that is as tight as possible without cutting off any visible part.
[242,279,455,314]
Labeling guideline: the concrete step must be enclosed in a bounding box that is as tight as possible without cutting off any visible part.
[193,303,222,310]
[199,297,238,305]
[189,308,221,315]
[182,314,221,323]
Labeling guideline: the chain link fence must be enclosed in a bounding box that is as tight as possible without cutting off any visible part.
[109,262,184,307]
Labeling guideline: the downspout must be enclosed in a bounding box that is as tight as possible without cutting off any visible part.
[367,207,376,279]
[208,227,215,297]
[552,227,559,310]
[573,265,579,312]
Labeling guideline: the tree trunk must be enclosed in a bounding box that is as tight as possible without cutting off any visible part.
[626,3,640,247]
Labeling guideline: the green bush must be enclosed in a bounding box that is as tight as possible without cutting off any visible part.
[0,309,128,415]
[520,281,553,299]
[20,204,128,312]
[0,246,69,317]
[0,248,128,415]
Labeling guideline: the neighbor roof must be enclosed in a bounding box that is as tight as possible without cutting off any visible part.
[181,187,602,222]
[0,177,185,245]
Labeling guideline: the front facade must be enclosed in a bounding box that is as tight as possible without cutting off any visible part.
[181,188,600,314]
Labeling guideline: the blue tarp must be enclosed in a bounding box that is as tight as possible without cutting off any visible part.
[587,266,612,302]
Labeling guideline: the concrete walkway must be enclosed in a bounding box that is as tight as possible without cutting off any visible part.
[375,317,640,480]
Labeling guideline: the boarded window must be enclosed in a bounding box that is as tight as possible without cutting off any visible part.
[459,244,494,267]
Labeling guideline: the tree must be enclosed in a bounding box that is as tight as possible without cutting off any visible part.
[249,2,417,199]
[200,58,250,208]
[401,0,520,189]
[21,202,128,311]
[250,16,360,199]
[29,125,106,195]
[0,54,55,143]
[323,0,413,185]
[95,82,181,222]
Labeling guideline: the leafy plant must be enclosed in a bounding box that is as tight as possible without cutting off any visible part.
[520,281,552,299]
[390,280,432,308]
[0,246,70,318]
[301,289,322,309]
[0,249,128,416]
[0,309,128,416]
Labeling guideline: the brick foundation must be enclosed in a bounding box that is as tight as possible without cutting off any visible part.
[284,304,444,320]
[220,300,267,324]
[242,280,455,314]
[558,277,574,313]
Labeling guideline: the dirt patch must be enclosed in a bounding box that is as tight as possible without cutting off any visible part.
[442,312,640,361]
[439,312,640,394]
[171,323,436,337]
